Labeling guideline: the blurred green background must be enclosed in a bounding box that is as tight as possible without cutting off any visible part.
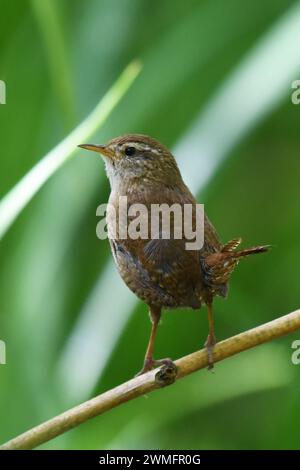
[1,0,300,450]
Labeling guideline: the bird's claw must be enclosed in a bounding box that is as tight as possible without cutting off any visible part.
[204,334,217,371]
[135,357,175,377]
[155,361,177,386]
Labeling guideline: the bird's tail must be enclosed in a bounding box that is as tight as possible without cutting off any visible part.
[221,238,271,259]
[203,238,270,297]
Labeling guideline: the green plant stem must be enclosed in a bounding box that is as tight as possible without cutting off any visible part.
[31,0,75,128]
[1,309,299,450]
[0,60,142,240]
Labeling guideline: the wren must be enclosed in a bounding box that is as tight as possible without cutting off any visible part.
[79,135,269,374]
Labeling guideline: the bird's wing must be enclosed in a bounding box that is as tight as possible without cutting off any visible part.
[116,186,210,306]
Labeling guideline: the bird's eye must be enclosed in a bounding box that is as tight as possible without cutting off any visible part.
[124,146,136,157]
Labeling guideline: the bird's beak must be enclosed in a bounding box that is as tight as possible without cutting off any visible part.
[78,144,113,158]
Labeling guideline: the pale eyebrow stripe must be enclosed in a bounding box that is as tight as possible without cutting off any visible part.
[121,142,162,154]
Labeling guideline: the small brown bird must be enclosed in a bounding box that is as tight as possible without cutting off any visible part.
[79,135,269,375]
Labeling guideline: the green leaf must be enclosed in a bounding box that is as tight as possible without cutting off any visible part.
[0,61,141,240]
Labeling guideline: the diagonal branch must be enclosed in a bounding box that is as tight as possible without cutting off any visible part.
[1,309,299,450]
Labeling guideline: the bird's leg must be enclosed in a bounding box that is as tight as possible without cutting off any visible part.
[136,306,174,376]
[204,302,217,370]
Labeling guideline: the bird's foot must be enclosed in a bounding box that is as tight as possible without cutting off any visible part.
[135,357,175,377]
[204,334,217,371]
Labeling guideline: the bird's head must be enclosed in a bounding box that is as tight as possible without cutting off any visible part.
[79,134,183,189]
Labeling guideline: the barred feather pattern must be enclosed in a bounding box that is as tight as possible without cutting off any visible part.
[201,240,270,299]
